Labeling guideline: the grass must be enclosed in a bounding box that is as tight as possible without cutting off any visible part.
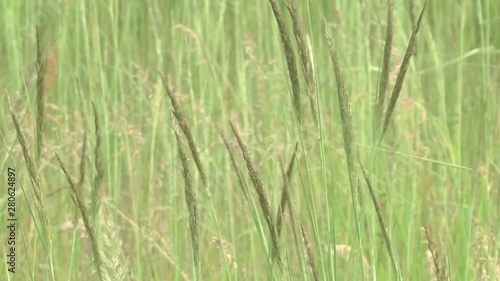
[0,0,499,280]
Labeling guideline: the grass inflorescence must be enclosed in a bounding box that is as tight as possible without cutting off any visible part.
[230,121,282,270]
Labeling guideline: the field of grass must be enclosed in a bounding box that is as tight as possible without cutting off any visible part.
[1,0,499,280]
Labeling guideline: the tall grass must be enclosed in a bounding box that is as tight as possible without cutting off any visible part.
[56,133,105,281]
[173,125,200,280]
[230,121,282,270]
[0,0,498,280]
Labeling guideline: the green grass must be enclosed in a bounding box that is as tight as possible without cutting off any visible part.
[1,0,499,280]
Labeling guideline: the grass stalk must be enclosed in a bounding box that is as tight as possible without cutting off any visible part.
[277,158,307,279]
[273,143,299,268]
[322,17,365,279]
[173,123,200,281]
[285,0,318,125]
[379,3,427,143]
[91,102,104,221]
[35,25,46,166]
[215,117,272,278]
[422,225,448,281]
[409,0,418,57]
[213,117,249,199]
[8,96,55,280]
[300,224,320,281]
[56,132,104,281]
[276,142,298,238]
[100,209,132,281]
[161,74,207,187]
[267,0,302,123]
[374,0,394,142]
[360,163,401,280]
[230,121,282,270]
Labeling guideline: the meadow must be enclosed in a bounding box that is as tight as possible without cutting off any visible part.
[0,0,499,280]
